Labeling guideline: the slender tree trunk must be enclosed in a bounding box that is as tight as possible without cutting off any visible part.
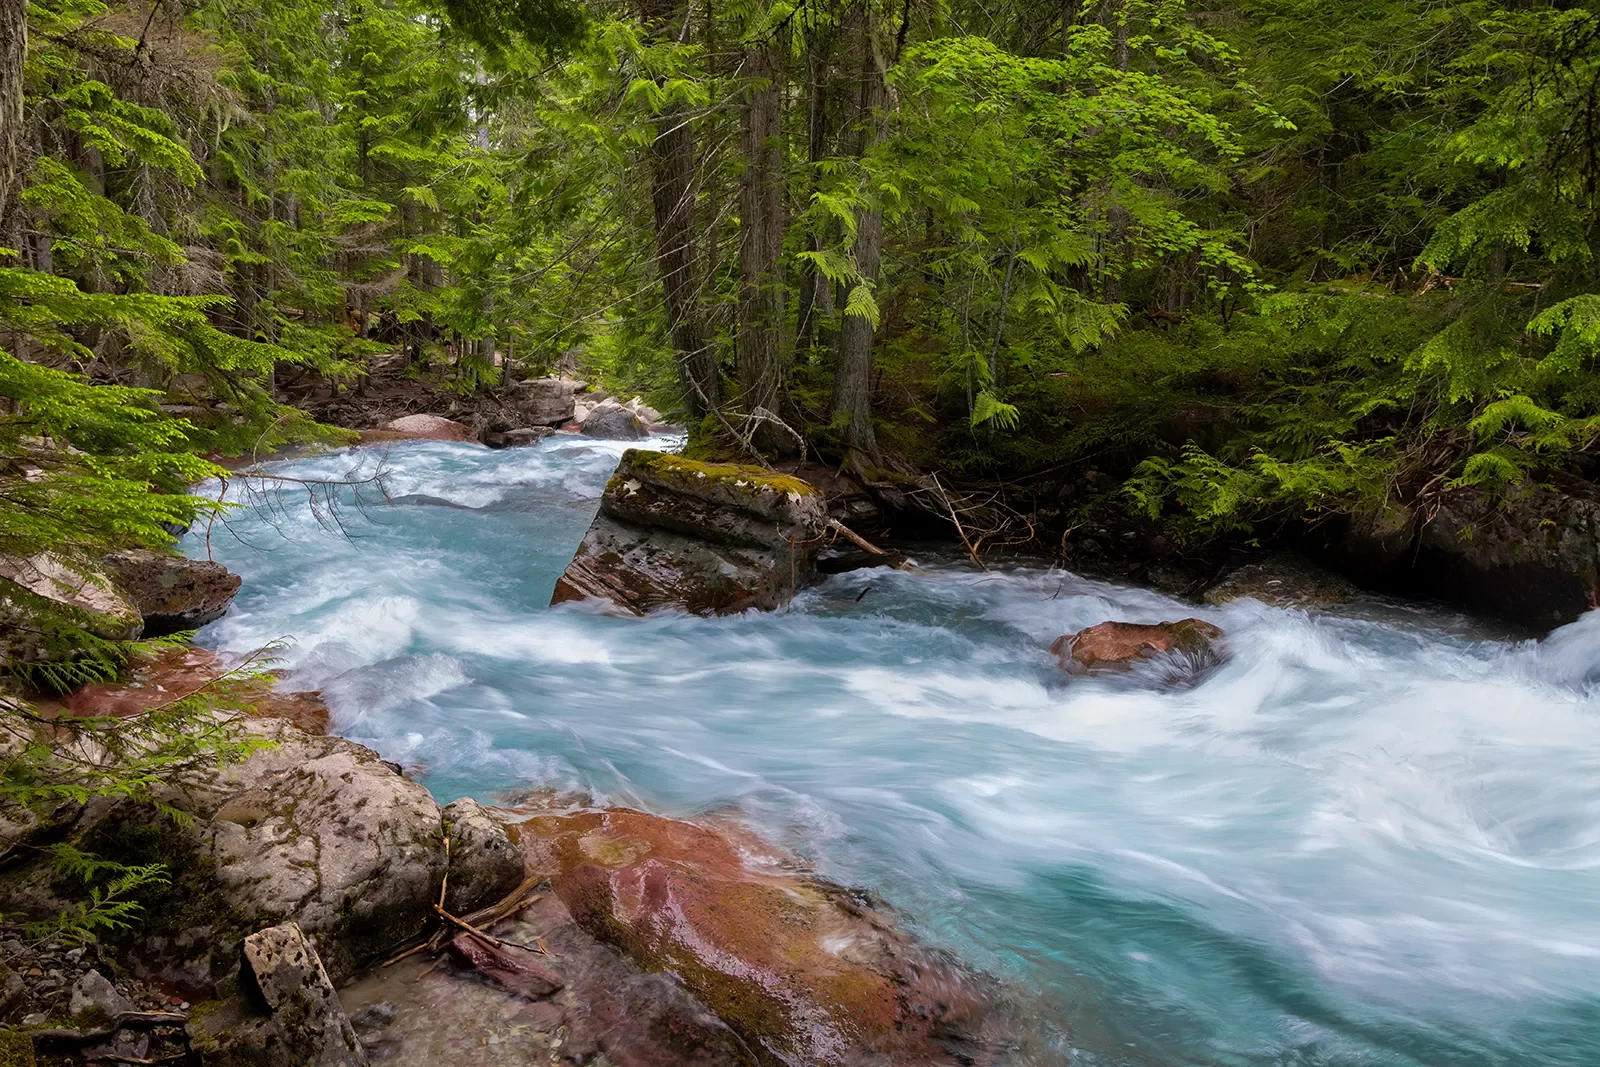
[1103,0,1129,305]
[0,0,24,234]
[737,26,788,453]
[832,8,887,464]
[795,25,835,358]
[638,0,719,419]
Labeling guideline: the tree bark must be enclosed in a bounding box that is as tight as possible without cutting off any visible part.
[831,9,887,464]
[638,0,719,419]
[0,0,24,234]
[737,28,788,453]
[795,25,836,358]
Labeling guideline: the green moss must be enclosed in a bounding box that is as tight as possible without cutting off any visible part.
[0,1030,34,1067]
[628,453,820,498]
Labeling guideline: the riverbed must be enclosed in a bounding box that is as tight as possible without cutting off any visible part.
[188,437,1600,1067]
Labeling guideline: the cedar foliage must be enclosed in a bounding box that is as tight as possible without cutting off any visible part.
[0,0,1597,560]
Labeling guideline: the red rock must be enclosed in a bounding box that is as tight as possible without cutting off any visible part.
[515,806,1016,1065]
[445,933,564,998]
[1050,618,1224,672]
[46,645,331,732]
[377,414,475,441]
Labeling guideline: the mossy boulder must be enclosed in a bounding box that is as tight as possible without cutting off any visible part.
[552,451,829,616]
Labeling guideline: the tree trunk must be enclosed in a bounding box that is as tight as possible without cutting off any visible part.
[795,25,836,358]
[0,0,24,234]
[737,28,788,453]
[832,9,887,464]
[638,0,719,420]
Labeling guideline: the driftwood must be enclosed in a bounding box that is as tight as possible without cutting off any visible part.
[826,520,912,570]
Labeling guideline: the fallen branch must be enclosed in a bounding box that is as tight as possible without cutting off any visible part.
[29,1012,189,1044]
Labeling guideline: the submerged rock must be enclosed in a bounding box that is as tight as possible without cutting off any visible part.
[517,806,1021,1065]
[1051,618,1224,673]
[551,451,828,615]
[379,414,475,441]
[102,549,242,636]
[1202,553,1355,610]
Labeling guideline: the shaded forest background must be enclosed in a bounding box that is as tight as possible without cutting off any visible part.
[3,0,1600,567]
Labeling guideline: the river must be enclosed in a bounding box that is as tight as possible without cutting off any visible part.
[186,436,1600,1067]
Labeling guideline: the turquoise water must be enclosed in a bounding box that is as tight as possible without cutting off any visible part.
[188,438,1600,1066]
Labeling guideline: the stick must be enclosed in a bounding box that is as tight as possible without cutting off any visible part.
[931,473,987,571]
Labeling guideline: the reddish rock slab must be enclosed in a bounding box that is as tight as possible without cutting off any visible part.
[377,414,476,441]
[515,806,1020,1066]
[43,645,330,732]
[1050,618,1223,673]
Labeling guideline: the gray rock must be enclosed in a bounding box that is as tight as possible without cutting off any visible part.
[191,725,446,982]
[510,378,577,426]
[441,798,524,914]
[188,922,367,1066]
[580,400,647,440]
[1324,479,1600,630]
[1203,554,1356,610]
[69,969,132,1022]
[552,451,828,616]
[0,963,25,1019]
[101,549,242,636]
[499,426,555,447]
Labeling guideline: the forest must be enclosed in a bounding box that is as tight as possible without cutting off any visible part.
[1,0,1597,577]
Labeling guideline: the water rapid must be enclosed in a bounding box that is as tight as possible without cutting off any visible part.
[187,438,1600,1067]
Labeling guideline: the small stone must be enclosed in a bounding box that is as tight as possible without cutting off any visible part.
[349,1000,399,1035]
[64,948,83,964]
[70,970,133,1021]
[21,1011,46,1025]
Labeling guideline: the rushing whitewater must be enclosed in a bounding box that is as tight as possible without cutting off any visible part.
[188,438,1600,1067]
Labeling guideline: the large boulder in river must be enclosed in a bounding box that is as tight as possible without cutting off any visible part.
[1051,618,1224,674]
[0,553,143,670]
[580,398,648,440]
[517,807,1019,1065]
[101,720,517,987]
[102,549,241,636]
[552,451,828,615]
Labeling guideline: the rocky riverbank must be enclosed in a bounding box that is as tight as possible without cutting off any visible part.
[1,648,1036,1065]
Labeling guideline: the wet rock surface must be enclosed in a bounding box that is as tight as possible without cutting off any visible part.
[1318,480,1600,630]
[339,889,755,1067]
[1051,618,1224,673]
[1202,553,1356,610]
[552,451,828,615]
[515,806,1025,1066]
[101,549,242,636]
